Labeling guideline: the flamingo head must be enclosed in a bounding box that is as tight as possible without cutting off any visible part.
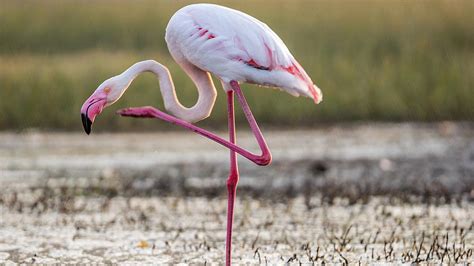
[81,75,129,134]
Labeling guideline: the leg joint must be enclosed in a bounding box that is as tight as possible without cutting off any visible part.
[254,152,272,166]
[227,177,238,188]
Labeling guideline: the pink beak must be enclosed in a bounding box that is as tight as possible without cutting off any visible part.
[80,93,107,135]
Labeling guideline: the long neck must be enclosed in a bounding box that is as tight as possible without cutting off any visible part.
[119,60,217,123]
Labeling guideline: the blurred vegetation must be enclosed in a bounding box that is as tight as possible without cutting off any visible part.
[0,0,473,131]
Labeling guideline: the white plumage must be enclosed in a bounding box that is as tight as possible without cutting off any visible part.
[81,4,323,264]
[166,3,322,102]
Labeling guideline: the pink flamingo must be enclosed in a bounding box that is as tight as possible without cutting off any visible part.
[81,3,322,265]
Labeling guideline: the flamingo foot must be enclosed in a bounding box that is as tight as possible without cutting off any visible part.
[116,106,158,118]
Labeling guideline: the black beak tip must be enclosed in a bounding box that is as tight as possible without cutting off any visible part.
[81,113,92,135]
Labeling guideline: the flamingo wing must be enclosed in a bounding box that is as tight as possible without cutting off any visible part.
[166,4,322,103]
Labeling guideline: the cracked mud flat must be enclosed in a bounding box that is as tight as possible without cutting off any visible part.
[0,122,473,263]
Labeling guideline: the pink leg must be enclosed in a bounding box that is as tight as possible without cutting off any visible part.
[117,81,272,166]
[118,81,269,264]
[225,90,238,266]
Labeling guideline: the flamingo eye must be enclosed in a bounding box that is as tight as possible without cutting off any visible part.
[104,87,111,94]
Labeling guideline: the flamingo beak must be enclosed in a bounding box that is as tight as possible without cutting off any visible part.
[80,94,107,135]
[81,113,94,135]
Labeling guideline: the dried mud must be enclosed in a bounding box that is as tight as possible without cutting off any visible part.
[0,123,473,263]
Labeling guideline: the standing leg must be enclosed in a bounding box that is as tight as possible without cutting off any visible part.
[118,81,270,263]
[225,90,238,266]
[118,81,270,265]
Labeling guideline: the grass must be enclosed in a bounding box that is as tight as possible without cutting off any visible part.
[0,0,473,131]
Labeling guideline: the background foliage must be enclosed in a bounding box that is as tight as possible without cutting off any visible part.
[0,0,473,131]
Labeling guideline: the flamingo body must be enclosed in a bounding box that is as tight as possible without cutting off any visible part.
[81,4,322,265]
[166,4,322,102]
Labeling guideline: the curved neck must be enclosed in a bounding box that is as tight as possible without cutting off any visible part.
[119,60,217,123]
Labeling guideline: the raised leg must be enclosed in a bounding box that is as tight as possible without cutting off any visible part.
[117,81,272,166]
[225,90,238,266]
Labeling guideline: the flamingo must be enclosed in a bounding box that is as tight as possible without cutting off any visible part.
[80,3,322,265]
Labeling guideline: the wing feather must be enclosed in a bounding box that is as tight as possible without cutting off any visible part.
[165,3,322,103]
[168,4,294,70]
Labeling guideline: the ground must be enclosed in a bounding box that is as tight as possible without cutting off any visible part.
[0,123,473,263]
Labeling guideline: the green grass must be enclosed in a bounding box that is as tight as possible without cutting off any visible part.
[0,0,473,131]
